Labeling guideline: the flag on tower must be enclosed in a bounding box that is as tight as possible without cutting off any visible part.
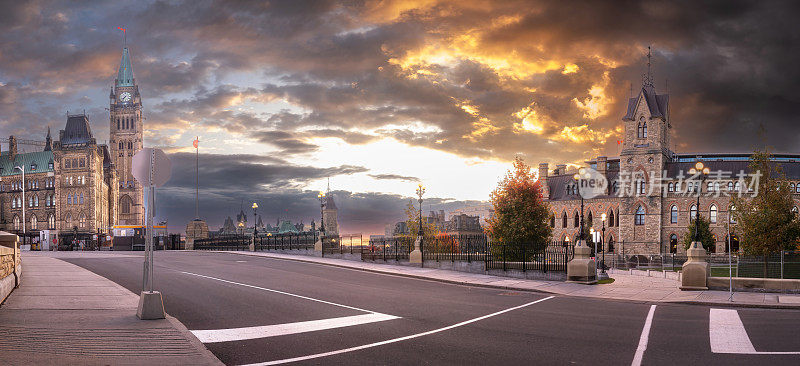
[193,137,199,149]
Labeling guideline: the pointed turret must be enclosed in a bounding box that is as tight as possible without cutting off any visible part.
[116,47,135,87]
[44,126,52,151]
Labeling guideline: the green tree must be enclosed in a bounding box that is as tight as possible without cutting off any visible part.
[404,200,437,241]
[731,148,800,265]
[683,215,715,251]
[485,157,552,260]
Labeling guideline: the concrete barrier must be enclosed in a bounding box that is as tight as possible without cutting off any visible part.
[0,231,20,304]
[708,276,800,293]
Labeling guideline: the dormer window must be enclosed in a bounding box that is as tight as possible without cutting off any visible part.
[637,116,647,138]
[30,163,37,171]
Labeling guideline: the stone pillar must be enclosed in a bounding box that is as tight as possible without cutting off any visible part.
[567,240,597,284]
[680,241,708,290]
[596,156,607,175]
[249,236,255,252]
[184,238,194,250]
[556,164,567,175]
[409,236,422,264]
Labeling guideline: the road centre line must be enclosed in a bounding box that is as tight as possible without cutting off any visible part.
[179,271,380,314]
[710,308,800,355]
[192,313,400,343]
[631,304,656,366]
[240,295,555,366]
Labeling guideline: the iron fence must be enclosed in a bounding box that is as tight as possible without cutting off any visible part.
[194,235,249,251]
[254,233,317,251]
[362,236,414,261]
[485,240,573,273]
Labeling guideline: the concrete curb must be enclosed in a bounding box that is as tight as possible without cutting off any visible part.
[209,251,800,310]
[165,314,225,366]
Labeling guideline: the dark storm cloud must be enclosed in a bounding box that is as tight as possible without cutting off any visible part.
[2,0,800,233]
[368,173,421,183]
[157,152,467,234]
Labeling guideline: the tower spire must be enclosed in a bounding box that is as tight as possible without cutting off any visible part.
[115,29,135,88]
[642,45,654,88]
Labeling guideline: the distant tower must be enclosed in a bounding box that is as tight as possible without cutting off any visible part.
[323,179,339,235]
[109,37,144,225]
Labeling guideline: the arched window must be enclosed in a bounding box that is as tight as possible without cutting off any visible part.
[634,206,645,225]
[734,181,740,192]
[574,211,580,228]
[727,182,734,192]
[671,205,678,224]
[119,141,124,150]
[117,118,120,130]
[34,195,39,207]
[79,193,84,205]
[13,215,20,231]
[78,213,86,228]
[65,214,72,228]
[30,215,37,230]
[608,209,615,227]
[587,211,593,226]
[128,141,132,150]
[670,234,678,253]
[562,212,567,228]
[710,204,718,224]
[668,182,674,192]
[796,184,800,194]
[67,194,72,205]
[48,214,55,229]
[792,183,796,192]
[690,204,697,221]
[121,195,132,214]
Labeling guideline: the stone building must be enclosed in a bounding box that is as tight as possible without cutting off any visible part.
[0,114,118,238]
[322,190,339,236]
[540,63,800,255]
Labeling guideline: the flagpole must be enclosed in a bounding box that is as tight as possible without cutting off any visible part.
[195,136,199,219]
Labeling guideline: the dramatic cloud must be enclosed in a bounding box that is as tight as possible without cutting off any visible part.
[1,0,798,233]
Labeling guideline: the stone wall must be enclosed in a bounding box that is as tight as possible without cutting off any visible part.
[0,231,20,304]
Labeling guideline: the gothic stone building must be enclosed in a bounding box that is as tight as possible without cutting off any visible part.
[540,80,800,255]
[109,45,145,226]
[0,114,118,237]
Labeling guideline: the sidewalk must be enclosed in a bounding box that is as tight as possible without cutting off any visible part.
[0,253,221,366]
[216,251,800,309]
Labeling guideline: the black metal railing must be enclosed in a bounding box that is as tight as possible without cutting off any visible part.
[485,240,574,273]
[361,236,414,261]
[254,233,317,251]
[194,235,249,251]
[422,234,489,262]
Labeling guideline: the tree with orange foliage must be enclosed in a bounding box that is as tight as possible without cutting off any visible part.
[485,157,552,259]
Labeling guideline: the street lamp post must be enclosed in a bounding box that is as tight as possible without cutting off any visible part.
[318,191,326,238]
[688,161,710,244]
[573,171,585,241]
[416,184,426,256]
[599,213,608,280]
[252,202,258,237]
[14,165,26,247]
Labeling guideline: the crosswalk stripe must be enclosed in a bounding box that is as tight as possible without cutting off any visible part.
[710,308,800,355]
[192,313,400,343]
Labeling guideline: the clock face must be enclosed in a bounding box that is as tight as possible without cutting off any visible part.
[120,92,132,102]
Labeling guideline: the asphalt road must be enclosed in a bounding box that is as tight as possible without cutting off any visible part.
[63,251,800,366]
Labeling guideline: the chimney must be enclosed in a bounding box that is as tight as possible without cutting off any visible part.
[539,163,550,200]
[556,164,567,175]
[538,163,549,180]
[596,156,607,175]
[8,135,17,159]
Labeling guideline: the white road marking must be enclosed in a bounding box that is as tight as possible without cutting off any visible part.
[180,271,379,314]
[631,304,656,366]
[192,313,400,343]
[235,260,247,263]
[241,296,555,366]
[710,308,800,355]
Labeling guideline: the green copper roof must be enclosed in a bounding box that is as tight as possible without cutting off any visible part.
[116,47,135,87]
[0,150,54,177]
[278,220,299,234]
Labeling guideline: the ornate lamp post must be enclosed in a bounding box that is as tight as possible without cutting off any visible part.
[252,202,258,237]
[599,213,608,280]
[416,184,426,237]
[14,165,26,247]
[573,171,585,241]
[238,221,244,236]
[688,161,710,243]
[318,191,326,237]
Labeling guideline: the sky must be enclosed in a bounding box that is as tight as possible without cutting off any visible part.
[1,0,799,235]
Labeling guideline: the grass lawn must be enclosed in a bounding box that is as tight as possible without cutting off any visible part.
[597,278,615,284]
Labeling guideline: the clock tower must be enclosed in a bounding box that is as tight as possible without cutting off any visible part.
[109,44,144,226]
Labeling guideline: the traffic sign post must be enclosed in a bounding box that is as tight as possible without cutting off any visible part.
[132,148,171,320]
